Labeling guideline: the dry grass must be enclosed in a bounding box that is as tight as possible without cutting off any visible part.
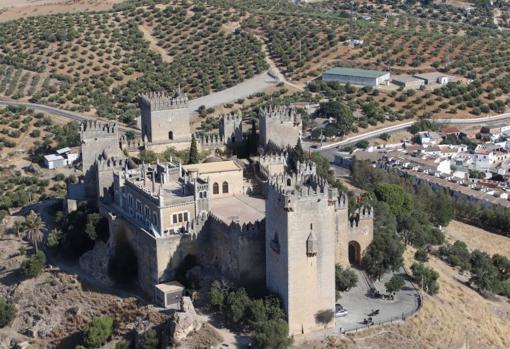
[445,220,510,257]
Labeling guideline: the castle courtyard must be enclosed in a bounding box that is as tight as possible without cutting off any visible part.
[209,195,265,224]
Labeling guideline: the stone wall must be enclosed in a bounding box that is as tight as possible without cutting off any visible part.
[102,205,198,297]
[337,205,374,265]
[198,214,266,289]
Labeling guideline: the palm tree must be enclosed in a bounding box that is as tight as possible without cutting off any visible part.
[24,211,45,253]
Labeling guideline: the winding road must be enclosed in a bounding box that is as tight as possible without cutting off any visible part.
[0,99,141,134]
[320,113,510,151]
[313,112,510,162]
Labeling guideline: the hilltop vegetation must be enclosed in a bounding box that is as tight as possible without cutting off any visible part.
[2,0,510,126]
[0,1,268,125]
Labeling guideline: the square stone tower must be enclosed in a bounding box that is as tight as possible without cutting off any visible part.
[265,162,337,335]
[219,112,243,144]
[80,120,123,201]
[138,90,191,145]
[259,106,302,149]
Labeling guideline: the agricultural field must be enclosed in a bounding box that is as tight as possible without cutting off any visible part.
[0,106,79,217]
[1,0,510,130]
[0,1,268,125]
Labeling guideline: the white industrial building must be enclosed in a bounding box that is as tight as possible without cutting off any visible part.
[322,67,390,86]
[43,147,80,169]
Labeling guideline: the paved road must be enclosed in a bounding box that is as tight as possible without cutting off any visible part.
[319,112,510,151]
[313,112,510,161]
[0,99,141,135]
[189,71,279,110]
[335,268,420,332]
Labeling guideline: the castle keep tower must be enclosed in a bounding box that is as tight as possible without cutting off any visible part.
[265,162,337,335]
[138,90,191,145]
[259,106,302,149]
[219,112,243,144]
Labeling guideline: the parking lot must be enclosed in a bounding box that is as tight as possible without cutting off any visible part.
[335,268,420,332]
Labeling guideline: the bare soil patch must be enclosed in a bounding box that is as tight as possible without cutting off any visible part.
[138,24,174,63]
[0,0,121,22]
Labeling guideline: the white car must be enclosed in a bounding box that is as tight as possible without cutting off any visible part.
[335,304,348,317]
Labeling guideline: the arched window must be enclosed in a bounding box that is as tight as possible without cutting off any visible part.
[213,182,219,194]
[222,181,229,193]
[168,131,174,140]
[287,178,291,186]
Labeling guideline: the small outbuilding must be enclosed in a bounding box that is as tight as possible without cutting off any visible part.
[392,75,425,89]
[44,154,66,169]
[413,72,452,85]
[154,281,185,309]
[322,67,390,86]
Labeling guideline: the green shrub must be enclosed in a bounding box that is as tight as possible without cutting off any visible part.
[83,316,113,348]
[20,251,46,278]
[335,265,358,292]
[414,248,429,262]
[411,262,439,295]
[315,309,334,325]
[384,274,405,293]
[139,329,159,349]
[253,319,292,349]
[115,340,129,349]
[0,297,16,328]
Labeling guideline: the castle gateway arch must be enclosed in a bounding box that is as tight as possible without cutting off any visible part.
[348,240,361,265]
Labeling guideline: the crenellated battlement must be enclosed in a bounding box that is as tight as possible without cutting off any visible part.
[196,133,225,148]
[207,213,265,239]
[259,105,301,123]
[97,156,127,171]
[138,90,189,112]
[80,120,118,139]
[348,204,374,228]
[337,192,348,210]
[221,111,242,122]
[119,134,144,151]
[259,152,288,166]
[268,172,329,207]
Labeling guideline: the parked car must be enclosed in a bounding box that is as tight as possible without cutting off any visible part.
[335,303,348,317]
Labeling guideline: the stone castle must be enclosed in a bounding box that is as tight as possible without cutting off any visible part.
[137,90,246,152]
[71,93,373,336]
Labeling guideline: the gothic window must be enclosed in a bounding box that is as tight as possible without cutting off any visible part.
[270,232,280,254]
[168,131,174,140]
[222,181,229,194]
[213,182,219,194]
[306,232,318,257]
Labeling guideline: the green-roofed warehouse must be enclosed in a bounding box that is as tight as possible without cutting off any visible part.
[322,67,390,86]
